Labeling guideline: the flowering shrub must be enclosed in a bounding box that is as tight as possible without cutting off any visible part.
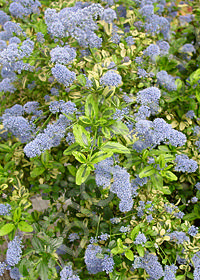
[0,0,200,279]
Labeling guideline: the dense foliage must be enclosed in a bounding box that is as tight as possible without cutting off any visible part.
[0,0,200,279]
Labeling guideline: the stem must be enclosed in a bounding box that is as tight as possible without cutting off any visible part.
[35,113,53,135]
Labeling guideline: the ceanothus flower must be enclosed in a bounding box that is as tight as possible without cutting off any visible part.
[174,154,198,173]
[6,236,23,266]
[100,70,122,87]
[101,8,117,23]
[51,64,76,87]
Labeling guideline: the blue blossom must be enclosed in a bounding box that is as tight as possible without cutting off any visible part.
[174,211,185,219]
[111,165,133,212]
[60,264,80,280]
[180,44,195,53]
[98,233,110,241]
[3,21,23,36]
[68,233,80,242]
[101,8,117,23]
[163,264,178,280]
[24,115,70,158]
[0,40,7,51]
[9,2,25,18]
[36,32,45,43]
[157,70,177,91]
[66,132,75,145]
[0,204,11,216]
[174,154,198,173]
[193,126,200,136]
[0,78,16,93]
[137,68,148,78]
[110,217,121,224]
[144,15,170,39]
[192,251,200,280]
[119,225,130,233]
[9,37,21,45]
[143,44,160,62]
[133,252,164,279]
[50,87,59,96]
[102,255,114,274]
[4,105,24,116]
[186,110,195,119]
[156,40,170,56]
[0,11,10,25]
[50,45,76,65]
[136,87,161,113]
[23,101,39,114]
[139,5,154,18]
[191,197,198,203]
[125,36,135,46]
[3,114,35,143]
[134,232,147,246]
[6,236,22,266]
[52,64,76,87]
[113,108,129,120]
[0,262,7,277]
[94,157,113,188]
[188,225,198,237]
[146,214,153,222]
[169,231,189,244]
[84,244,103,274]
[10,267,22,280]
[100,70,122,87]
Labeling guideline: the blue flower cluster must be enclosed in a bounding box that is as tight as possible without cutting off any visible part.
[192,251,200,280]
[174,154,198,173]
[51,64,76,87]
[44,3,104,48]
[68,233,80,242]
[134,232,147,246]
[133,251,164,279]
[180,43,195,53]
[0,203,11,216]
[24,114,71,158]
[0,262,7,277]
[163,264,178,280]
[143,44,160,62]
[101,8,117,23]
[133,118,187,151]
[50,45,76,65]
[156,70,177,91]
[188,225,198,237]
[136,87,161,115]
[10,267,22,280]
[60,264,80,280]
[84,244,114,274]
[168,231,189,244]
[9,0,41,18]
[100,70,122,87]
[156,40,170,56]
[6,236,22,266]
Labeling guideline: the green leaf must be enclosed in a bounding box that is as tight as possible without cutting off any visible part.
[77,74,86,86]
[102,141,130,154]
[38,261,49,280]
[79,116,91,125]
[49,237,63,249]
[117,238,123,248]
[13,207,21,223]
[67,165,77,176]
[139,166,155,178]
[90,151,113,164]
[18,221,33,232]
[76,164,91,185]
[110,122,129,135]
[72,151,87,163]
[0,223,15,236]
[63,143,80,155]
[0,144,11,153]
[85,94,98,119]
[41,150,50,165]
[125,250,134,261]
[73,124,91,148]
[163,171,177,181]
[102,126,111,138]
[136,245,145,257]
[31,236,43,252]
[130,225,140,240]
[30,167,45,178]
